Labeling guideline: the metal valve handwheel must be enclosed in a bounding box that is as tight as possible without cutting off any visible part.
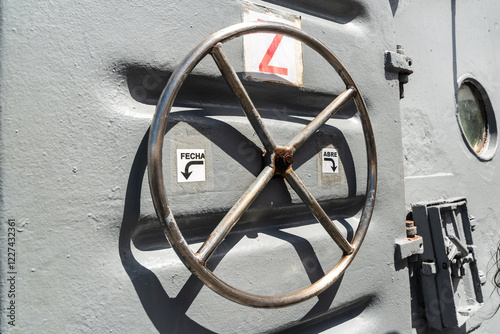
[148,22,377,307]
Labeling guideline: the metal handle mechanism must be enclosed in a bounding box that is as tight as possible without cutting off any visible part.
[148,22,377,308]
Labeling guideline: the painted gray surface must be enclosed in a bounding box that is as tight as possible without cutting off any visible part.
[0,0,497,333]
[394,0,500,332]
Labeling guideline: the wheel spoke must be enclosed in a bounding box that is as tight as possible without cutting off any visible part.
[287,87,356,154]
[285,169,353,254]
[211,43,277,153]
[196,165,275,264]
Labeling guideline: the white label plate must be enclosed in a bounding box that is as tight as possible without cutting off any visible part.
[243,9,302,85]
[321,148,339,174]
[177,149,206,182]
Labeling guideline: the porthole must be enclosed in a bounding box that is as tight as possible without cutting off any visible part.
[456,76,497,161]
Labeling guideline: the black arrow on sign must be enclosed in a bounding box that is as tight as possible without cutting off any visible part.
[181,160,204,180]
[324,158,337,172]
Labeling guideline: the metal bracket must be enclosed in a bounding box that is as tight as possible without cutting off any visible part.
[385,45,413,98]
[395,236,424,262]
[395,220,424,262]
[412,198,483,330]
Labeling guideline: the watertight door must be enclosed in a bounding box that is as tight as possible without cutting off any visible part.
[0,1,409,333]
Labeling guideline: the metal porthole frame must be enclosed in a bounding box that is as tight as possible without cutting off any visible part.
[456,74,498,161]
[148,21,377,307]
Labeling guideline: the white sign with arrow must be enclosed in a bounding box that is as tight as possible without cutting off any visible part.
[177,149,206,182]
[322,148,339,174]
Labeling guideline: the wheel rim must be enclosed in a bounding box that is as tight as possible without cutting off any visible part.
[148,21,377,307]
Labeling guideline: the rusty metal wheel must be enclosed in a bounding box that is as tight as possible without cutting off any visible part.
[148,21,377,307]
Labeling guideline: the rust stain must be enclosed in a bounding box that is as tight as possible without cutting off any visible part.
[274,147,293,175]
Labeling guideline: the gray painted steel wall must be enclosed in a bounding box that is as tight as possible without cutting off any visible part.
[0,0,498,333]
[395,1,500,332]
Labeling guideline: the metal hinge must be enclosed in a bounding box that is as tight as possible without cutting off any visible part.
[395,220,424,262]
[385,45,413,98]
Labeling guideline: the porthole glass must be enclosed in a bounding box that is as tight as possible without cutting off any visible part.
[456,77,497,161]
[457,83,487,152]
